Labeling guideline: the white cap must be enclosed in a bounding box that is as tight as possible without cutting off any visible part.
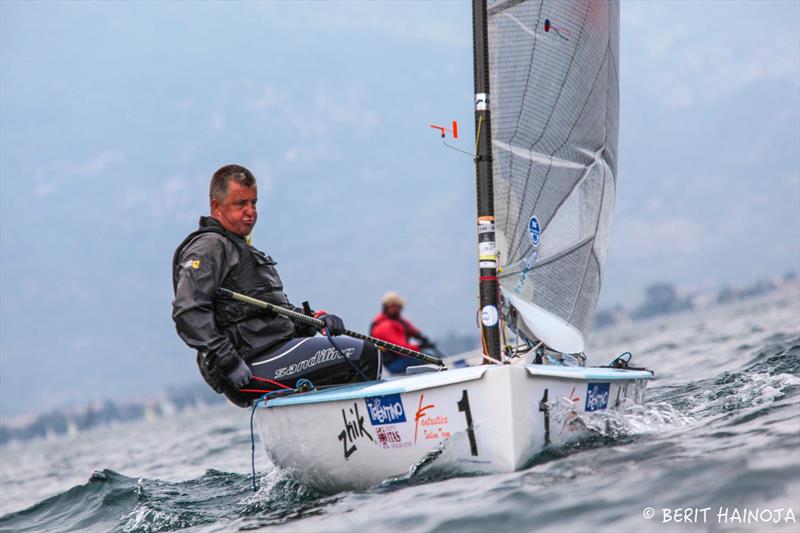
[381,291,405,306]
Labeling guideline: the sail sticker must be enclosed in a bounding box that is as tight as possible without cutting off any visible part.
[475,92,488,111]
[364,394,407,426]
[585,383,610,412]
[481,305,499,327]
[528,216,541,248]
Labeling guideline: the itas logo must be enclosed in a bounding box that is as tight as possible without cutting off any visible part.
[375,426,410,450]
[585,383,610,412]
[364,394,407,426]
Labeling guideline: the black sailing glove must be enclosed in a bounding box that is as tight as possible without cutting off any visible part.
[292,306,318,337]
[320,314,346,336]
[225,358,252,388]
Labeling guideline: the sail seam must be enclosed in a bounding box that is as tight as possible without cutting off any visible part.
[508,34,610,264]
[505,5,592,262]
[499,234,594,277]
[500,141,604,279]
[487,0,529,17]
[567,161,607,323]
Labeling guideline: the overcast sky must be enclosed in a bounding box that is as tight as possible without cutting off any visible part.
[1,1,798,416]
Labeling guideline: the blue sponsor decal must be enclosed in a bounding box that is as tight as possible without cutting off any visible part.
[365,394,407,426]
[528,216,541,247]
[585,383,610,412]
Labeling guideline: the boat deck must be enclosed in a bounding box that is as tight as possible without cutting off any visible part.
[263,364,653,408]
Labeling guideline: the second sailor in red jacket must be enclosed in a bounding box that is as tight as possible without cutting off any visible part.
[369,291,432,373]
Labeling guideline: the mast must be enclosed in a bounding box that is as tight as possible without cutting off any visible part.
[472,0,502,362]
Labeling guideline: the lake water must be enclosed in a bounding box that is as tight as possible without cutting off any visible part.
[1,286,798,532]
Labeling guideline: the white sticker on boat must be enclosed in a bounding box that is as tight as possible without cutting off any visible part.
[479,241,497,256]
[375,425,412,449]
[479,261,496,269]
[481,305,499,327]
[475,92,488,111]
[528,215,541,247]
[477,221,495,234]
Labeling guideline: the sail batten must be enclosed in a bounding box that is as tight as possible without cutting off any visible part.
[488,0,619,353]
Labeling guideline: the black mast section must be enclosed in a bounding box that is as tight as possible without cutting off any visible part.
[472,0,502,361]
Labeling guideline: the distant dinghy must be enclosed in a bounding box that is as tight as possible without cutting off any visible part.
[252,0,653,493]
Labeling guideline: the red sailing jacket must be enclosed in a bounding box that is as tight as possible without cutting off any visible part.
[369,313,421,351]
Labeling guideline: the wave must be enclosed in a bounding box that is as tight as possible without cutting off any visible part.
[0,467,322,533]
[3,335,797,532]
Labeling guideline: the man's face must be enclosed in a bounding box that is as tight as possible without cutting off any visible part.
[385,303,402,319]
[211,181,258,237]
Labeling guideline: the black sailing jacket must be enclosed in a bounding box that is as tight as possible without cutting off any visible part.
[172,217,314,388]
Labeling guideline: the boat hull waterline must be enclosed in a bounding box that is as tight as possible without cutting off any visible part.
[255,364,652,492]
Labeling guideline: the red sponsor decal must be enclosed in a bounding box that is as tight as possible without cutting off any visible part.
[414,394,450,444]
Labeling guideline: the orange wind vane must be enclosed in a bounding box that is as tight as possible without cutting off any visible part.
[429,120,458,139]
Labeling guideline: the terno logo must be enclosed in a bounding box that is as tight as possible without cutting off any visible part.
[585,383,610,412]
[365,394,407,426]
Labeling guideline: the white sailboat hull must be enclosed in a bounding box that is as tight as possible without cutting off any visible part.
[255,364,652,492]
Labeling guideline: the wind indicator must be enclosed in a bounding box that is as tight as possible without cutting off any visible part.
[544,18,570,41]
[429,119,473,157]
[429,120,458,139]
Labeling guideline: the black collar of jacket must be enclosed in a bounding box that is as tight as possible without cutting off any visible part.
[199,216,246,242]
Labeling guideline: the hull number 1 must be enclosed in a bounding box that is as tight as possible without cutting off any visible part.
[457,390,479,456]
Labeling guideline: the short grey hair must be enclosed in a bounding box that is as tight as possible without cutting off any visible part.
[209,164,256,203]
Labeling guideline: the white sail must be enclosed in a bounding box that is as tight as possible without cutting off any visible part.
[488,0,619,353]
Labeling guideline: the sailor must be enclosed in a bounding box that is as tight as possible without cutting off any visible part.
[172,164,379,405]
[369,291,435,373]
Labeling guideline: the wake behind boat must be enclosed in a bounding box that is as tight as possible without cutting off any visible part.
[243,0,655,493]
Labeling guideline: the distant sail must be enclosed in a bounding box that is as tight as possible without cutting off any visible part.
[487,0,619,353]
